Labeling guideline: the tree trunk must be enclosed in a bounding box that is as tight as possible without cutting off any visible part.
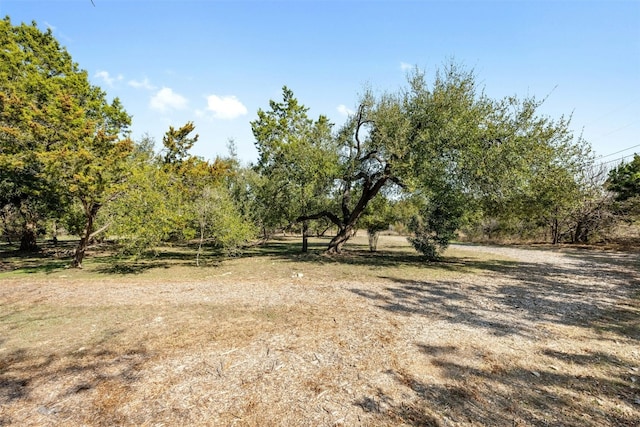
[196,222,205,267]
[71,203,100,268]
[368,230,380,252]
[326,225,355,254]
[19,222,38,251]
[302,220,309,253]
[551,214,559,245]
[1,212,13,245]
[52,219,58,246]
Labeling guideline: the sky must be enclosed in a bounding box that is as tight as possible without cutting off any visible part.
[1,0,639,166]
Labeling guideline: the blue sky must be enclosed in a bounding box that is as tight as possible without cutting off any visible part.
[2,0,639,165]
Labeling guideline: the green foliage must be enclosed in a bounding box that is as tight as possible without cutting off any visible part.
[162,121,199,165]
[358,195,396,251]
[607,154,640,221]
[408,189,465,260]
[607,154,640,202]
[104,145,182,255]
[106,130,256,260]
[359,195,395,234]
[252,63,596,254]
[0,17,132,262]
[252,86,338,237]
[0,17,72,249]
[193,186,256,257]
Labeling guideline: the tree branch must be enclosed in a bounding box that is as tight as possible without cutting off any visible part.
[88,222,110,241]
[296,211,343,228]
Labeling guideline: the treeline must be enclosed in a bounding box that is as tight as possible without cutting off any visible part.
[1,19,638,267]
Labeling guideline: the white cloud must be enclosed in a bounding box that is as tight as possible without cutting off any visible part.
[150,87,188,112]
[400,62,413,71]
[205,94,247,120]
[94,70,123,87]
[337,104,355,117]
[129,77,156,90]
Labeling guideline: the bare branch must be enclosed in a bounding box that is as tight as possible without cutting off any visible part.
[353,103,373,157]
[88,222,110,241]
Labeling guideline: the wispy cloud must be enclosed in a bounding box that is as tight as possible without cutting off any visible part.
[128,77,156,90]
[204,94,247,120]
[94,70,122,86]
[337,104,355,117]
[150,87,188,112]
[400,62,413,71]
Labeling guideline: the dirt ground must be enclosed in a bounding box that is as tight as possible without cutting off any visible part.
[0,235,638,426]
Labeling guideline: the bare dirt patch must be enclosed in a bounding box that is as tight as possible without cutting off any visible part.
[0,236,638,426]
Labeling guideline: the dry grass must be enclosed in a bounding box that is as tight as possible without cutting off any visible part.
[0,235,638,426]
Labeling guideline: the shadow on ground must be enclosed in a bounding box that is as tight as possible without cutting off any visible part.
[349,246,640,426]
[350,248,639,339]
[361,347,639,427]
[0,326,149,425]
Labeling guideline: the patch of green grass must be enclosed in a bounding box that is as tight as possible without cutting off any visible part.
[0,234,520,284]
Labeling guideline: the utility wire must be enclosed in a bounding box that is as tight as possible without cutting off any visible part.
[590,120,639,143]
[596,143,640,159]
[598,153,637,167]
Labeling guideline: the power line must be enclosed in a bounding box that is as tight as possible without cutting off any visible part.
[586,100,638,126]
[589,120,640,143]
[598,153,637,167]
[596,143,640,159]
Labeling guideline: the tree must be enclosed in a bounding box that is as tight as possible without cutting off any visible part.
[297,64,489,254]
[44,98,132,267]
[162,121,198,166]
[259,63,593,257]
[107,127,256,261]
[450,87,595,245]
[0,18,69,250]
[607,154,640,221]
[102,136,180,255]
[358,194,396,252]
[252,86,338,252]
[0,17,132,265]
[608,154,640,202]
[193,185,255,262]
[407,186,466,260]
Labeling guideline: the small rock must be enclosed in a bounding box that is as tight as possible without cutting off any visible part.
[37,406,56,416]
[531,371,541,377]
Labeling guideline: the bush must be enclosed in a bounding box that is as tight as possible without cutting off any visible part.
[408,197,462,261]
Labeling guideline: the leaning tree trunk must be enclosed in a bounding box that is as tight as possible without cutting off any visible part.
[326,225,356,254]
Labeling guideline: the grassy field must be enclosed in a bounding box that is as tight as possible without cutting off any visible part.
[0,234,638,426]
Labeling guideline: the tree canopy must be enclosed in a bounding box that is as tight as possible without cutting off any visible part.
[2,17,627,264]
[252,65,594,257]
[0,17,132,266]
